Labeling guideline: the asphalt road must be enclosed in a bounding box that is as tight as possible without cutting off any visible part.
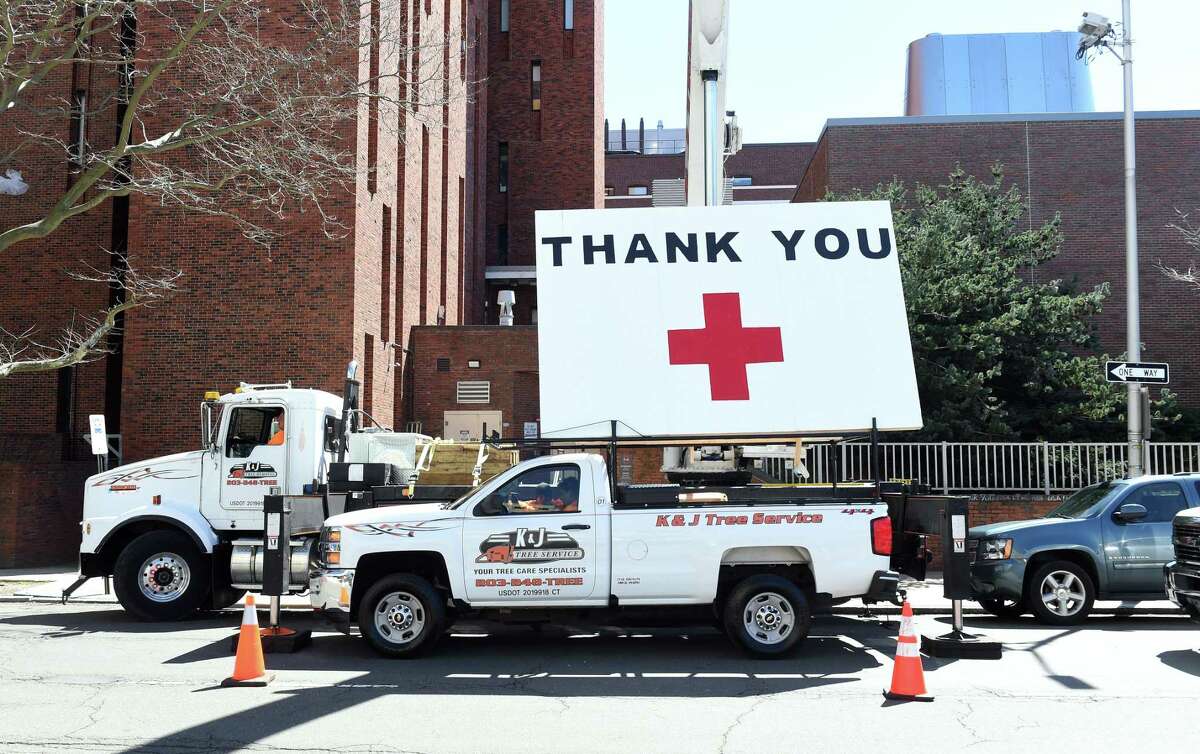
[0,602,1197,754]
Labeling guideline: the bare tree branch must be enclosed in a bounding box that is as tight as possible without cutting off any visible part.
[1163,209,1200,295]
[0,257,180,377]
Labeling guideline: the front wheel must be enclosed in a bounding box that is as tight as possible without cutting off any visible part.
[113,530,211,621]
[721,574,812,658]
[358,574,447,658]
[1027,561,1095,626]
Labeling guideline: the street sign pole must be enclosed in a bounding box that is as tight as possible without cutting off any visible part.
[1120,0,1143,477]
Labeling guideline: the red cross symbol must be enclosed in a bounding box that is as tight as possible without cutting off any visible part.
[667,292,784,401]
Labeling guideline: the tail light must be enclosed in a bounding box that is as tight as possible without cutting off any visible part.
[871,516,892,556]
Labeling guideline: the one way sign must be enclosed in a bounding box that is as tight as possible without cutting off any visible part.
[1106,361,1170,385]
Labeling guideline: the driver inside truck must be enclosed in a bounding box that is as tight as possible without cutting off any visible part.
[267,411,285,445]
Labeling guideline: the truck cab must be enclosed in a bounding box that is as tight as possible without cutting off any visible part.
[78,384,345,620]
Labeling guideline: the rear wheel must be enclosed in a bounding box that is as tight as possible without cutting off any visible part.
[978,597,1025,619]
[1027,561,1094,626]
[113,530,211,621]
[358,574,446,658]
[721,574,811,658]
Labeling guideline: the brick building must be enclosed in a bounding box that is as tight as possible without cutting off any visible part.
[793,111,1200,407]
[0,0,603,566]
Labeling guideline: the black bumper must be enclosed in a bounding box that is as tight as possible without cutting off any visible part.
[863,569,902,605]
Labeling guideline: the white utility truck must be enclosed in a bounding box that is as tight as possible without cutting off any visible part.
[74,371,516,621]
[311,452,908,658]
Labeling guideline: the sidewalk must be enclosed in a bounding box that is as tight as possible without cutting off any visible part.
[0,566,1183,615]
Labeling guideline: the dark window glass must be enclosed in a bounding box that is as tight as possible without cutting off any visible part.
[1123,482,1189,523]
[476,464,581,516]
[531,61,541,111]
[226,407,284,458]
[498,142,508,192]
[497,223,508,265]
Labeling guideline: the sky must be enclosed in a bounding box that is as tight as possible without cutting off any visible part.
[604,0,1200,143]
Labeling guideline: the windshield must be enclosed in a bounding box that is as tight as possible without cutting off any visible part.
[1045,483,1123,519]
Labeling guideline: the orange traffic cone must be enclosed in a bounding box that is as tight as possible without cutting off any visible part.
[222,595,273,687]
[884,600,933,702]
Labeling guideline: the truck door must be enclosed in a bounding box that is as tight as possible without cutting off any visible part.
[1103,481,1189,592]
[462,461,599,603]
[218,404,289,516]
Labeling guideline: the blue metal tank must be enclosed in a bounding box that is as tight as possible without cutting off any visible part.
[905,32,1095,116]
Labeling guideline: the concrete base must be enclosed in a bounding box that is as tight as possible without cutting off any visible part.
[921,631,1003,660]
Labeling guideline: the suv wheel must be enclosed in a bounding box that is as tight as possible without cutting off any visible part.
[1027,561,1094,625]
[358,574,446,658]
[721,574,811,658]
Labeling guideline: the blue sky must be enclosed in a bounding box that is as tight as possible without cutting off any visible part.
[604,0,1200,143]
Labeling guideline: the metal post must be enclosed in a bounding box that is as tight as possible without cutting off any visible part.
[269,596,280,629]
[1042,440,1051,496]
[1120,0,1144,477]
[702,71,721,207]
[940,441,949,495]
[951,598,964,635]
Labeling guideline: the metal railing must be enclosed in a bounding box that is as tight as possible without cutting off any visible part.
[756,441,1200,494]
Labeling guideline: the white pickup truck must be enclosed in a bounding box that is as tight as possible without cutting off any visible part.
[311,452,902,658]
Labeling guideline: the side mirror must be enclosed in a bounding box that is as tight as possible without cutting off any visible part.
[1115,503,1148,523]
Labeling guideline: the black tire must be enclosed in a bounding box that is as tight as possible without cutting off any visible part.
[721,574,812,658]
[113,530,211,621]
[358,573,446,658]
[1027,560,1095,626]
[978,597,1025,619]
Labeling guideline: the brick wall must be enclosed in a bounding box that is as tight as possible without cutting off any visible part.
[793,113,1200,409]
[0,436,95,568]
[484,0,603,275]
[407,324,539,437]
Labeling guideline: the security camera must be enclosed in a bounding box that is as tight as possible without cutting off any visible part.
[1078,11,1112,51]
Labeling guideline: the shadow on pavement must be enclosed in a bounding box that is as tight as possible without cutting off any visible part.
[0,606,235,637]
[1159,648,1200,678]
[113,616,892,752]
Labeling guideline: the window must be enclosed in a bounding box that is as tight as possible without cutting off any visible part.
[497,223,508,265]
[499,0,509,31]
[475,464,582,516]
[226,407,285,458]
[68,89,87,164]
[530,61,541,111]
[1122,482,1189,523]
[604,186,614,196]
[628,185,648,196]
[498,142,508,192]
[457,380,490,403]
[730,176,752,187]
[564,0,573,29]
[381,205,392,342]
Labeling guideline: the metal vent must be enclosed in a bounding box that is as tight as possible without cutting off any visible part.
[456,380,491,404]
[651,178,732,206]
[436,358,450,372]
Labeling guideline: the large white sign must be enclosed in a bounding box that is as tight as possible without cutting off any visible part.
[534,201,922,437]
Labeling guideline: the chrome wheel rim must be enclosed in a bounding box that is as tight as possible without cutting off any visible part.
[743,591,794,645]
[1040,570,1087,617]
[139,552,191,603]
[374,591,426,645]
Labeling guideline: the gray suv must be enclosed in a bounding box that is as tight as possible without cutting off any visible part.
[969,473,1200,625]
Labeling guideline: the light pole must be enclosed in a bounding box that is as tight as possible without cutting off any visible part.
[1078,5,1143,476]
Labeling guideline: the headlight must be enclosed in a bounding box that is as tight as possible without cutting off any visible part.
[319,526,342,565]
[978,539,1013,560]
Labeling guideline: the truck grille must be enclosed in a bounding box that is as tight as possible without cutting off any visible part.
[966,539,978,564]
[1174,520,1200,564]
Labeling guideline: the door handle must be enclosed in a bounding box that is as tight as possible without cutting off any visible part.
[562,524,591,531]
